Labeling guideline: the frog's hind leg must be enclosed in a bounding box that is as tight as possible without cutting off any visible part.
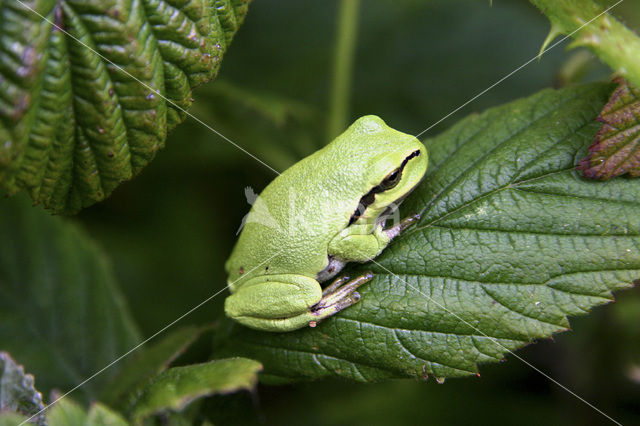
[321,274,352,296]
[225,274,322,324]
[225,273,373,332]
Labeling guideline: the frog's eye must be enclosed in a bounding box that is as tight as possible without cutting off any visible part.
[380,168,401,190]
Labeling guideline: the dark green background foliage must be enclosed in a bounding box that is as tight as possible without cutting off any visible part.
[0,195,141,400]
[1,1,640,425]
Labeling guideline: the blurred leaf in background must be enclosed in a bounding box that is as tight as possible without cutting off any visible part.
[129,357,261,421]
[0,195,140,401]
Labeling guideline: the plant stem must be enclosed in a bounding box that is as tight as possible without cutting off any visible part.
[327,0,360,140]
[530,0,640,88]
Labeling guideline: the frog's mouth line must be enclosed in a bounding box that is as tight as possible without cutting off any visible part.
[347,149,422,226]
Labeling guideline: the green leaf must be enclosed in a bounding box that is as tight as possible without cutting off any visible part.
[130,358,262,421]
[46,398,128,426]
[0,0,250,214]
[0,195,141,400]
[220,82,640,382]
[100,326,203,411]
[578,77,640,179]
[530,0,640,88]
[46,397,86,426]
[85,403,128,426]
[0,352,45,425]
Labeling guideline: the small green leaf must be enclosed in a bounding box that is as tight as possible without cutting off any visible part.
[0,352,45,425]
[530,0,640,88]
[0,0,251,214]
[45,397,86,426]
[0,195,141,400]
[100,326,203,411]
[0,413,29,426]
[578,77,640,179]
[130,358,262,421]
[86,403,128,426]
[220,82,640,382]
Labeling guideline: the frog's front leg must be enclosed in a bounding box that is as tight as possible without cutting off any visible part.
[328,213,420,262]
[224,273,373,332]
[383,212,421,239]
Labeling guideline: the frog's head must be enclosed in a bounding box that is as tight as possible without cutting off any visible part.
[344,115,428,227]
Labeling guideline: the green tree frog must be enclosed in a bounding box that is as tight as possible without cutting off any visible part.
[224,115,428,332]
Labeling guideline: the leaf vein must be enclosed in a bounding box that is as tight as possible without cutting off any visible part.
[418,88,591,219]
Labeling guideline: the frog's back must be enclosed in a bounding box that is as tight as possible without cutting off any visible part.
[226,145,361,285]
[225,115,418,287]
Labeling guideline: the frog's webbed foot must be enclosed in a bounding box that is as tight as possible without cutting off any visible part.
[309,272,374,327]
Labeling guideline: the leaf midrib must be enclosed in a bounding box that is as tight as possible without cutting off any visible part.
[375,261,639,281]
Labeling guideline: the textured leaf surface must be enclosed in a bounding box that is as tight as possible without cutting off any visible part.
[100,326,202,411]
[0,195,141,400]
[130,358,261,421]
[0,0,250,214]
[221,83,640,382]
[0,352,45,425]
[578,77,640,179]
